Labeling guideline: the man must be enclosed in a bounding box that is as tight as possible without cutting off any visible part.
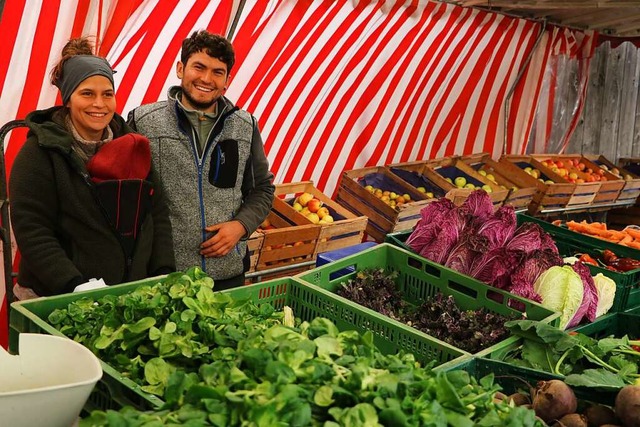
[128,30,274,290]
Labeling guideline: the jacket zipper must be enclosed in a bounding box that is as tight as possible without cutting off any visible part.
[178,104,239,270]
[81,172,132,282]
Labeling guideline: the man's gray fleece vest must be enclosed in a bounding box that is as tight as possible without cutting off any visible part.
[131,100,253,280]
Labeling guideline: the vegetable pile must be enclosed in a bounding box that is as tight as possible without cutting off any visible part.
[564,220,640,249]
[406,191,616,329]
[46,268,543,426]
[336,268,518,353]
[501,378,640,427]
[575,249,640,273]
[502,320,640,391]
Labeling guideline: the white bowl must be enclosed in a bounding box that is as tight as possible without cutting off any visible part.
[0,333,102,427]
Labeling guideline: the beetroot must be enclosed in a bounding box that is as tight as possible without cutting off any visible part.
[557,413,587,427]
[615,385,640,427]
[533,380,578,423]
[584,404,619,427]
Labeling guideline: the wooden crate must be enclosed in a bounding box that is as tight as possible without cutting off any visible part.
[246,231,264,273]
[533,154,624,205]
[254,208,320,271]
[461,152,536,211]
[423,157,509,207]
[498,155,577,213]
[336,166,432,242]
[385,163,449,200]
[586,155,640,205]
[272,181,368,256]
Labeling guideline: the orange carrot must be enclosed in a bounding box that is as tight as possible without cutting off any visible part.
[623,227,640,240]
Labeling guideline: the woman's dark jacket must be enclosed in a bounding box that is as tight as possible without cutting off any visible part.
[9,106,175,296]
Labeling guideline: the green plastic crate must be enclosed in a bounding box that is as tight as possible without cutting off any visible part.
[482,313,640,407]
[518,213,640,311]
[296,243,559,358]
[572,312,640,339]
[10,275,466,412]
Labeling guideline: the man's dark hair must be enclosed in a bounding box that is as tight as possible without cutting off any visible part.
[181,30,235,73]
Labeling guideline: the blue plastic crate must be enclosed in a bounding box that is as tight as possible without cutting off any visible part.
[317,241,378,279]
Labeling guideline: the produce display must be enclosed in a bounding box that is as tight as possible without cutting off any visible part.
[564,220,640,250]
[404,191,615,329]
[290,191,335,224]
[499,377,640,427]
[597,163,635,181]
[568,249,640,273]
[43,268,542,426]
[539,158,610,183]
[502,320,640,390]
[336,269,518,353]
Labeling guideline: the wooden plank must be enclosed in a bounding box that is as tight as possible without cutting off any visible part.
[633,50,640,158]
[600,42,625,162]
[615,43,639,161]
[569,43,608,155]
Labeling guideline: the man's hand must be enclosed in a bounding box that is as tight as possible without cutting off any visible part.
[200,220,247,258]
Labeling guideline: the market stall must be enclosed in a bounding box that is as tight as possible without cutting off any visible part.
[3,1,640,426]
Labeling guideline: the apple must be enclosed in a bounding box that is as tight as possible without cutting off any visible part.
[568,172,578,180]
[364,185,374,193]
[416,186,426,193]
[402,193,411,201]
[306,198,322,213]
[297,192,314,206]
[486,173,496,183]
[524,167,533,174]
[306,213,320,224]
[316,206,330,219]
[555,160,564,168]
[481,184,493,193]
[292,202,303,212]
[464,183,475,189]
[319,215,334,224]
[445,177,453,184]
[389,192,398,200]
[454,176,467,188]
[577,162,586,171]
[426,192,434,198]
[479,170,487,176]
[545,180,554,184]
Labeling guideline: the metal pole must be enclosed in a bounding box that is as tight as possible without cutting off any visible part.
[227,0,247,41]
[0,120,25,311]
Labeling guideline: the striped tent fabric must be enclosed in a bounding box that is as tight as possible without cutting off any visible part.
[0,0,595,343]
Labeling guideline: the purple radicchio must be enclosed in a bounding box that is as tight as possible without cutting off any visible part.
[406,198,456,253]
[508,249,563,304]
[504,222,545,254]
[419,209,470,264]
[469,247,522,289]
[566,261,599,328]
[476,204,517,250]
[443,233,489,276]
[459,189,494,221]
[539,230,560,254]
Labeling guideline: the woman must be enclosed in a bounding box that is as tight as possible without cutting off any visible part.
[10,37,175,298]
